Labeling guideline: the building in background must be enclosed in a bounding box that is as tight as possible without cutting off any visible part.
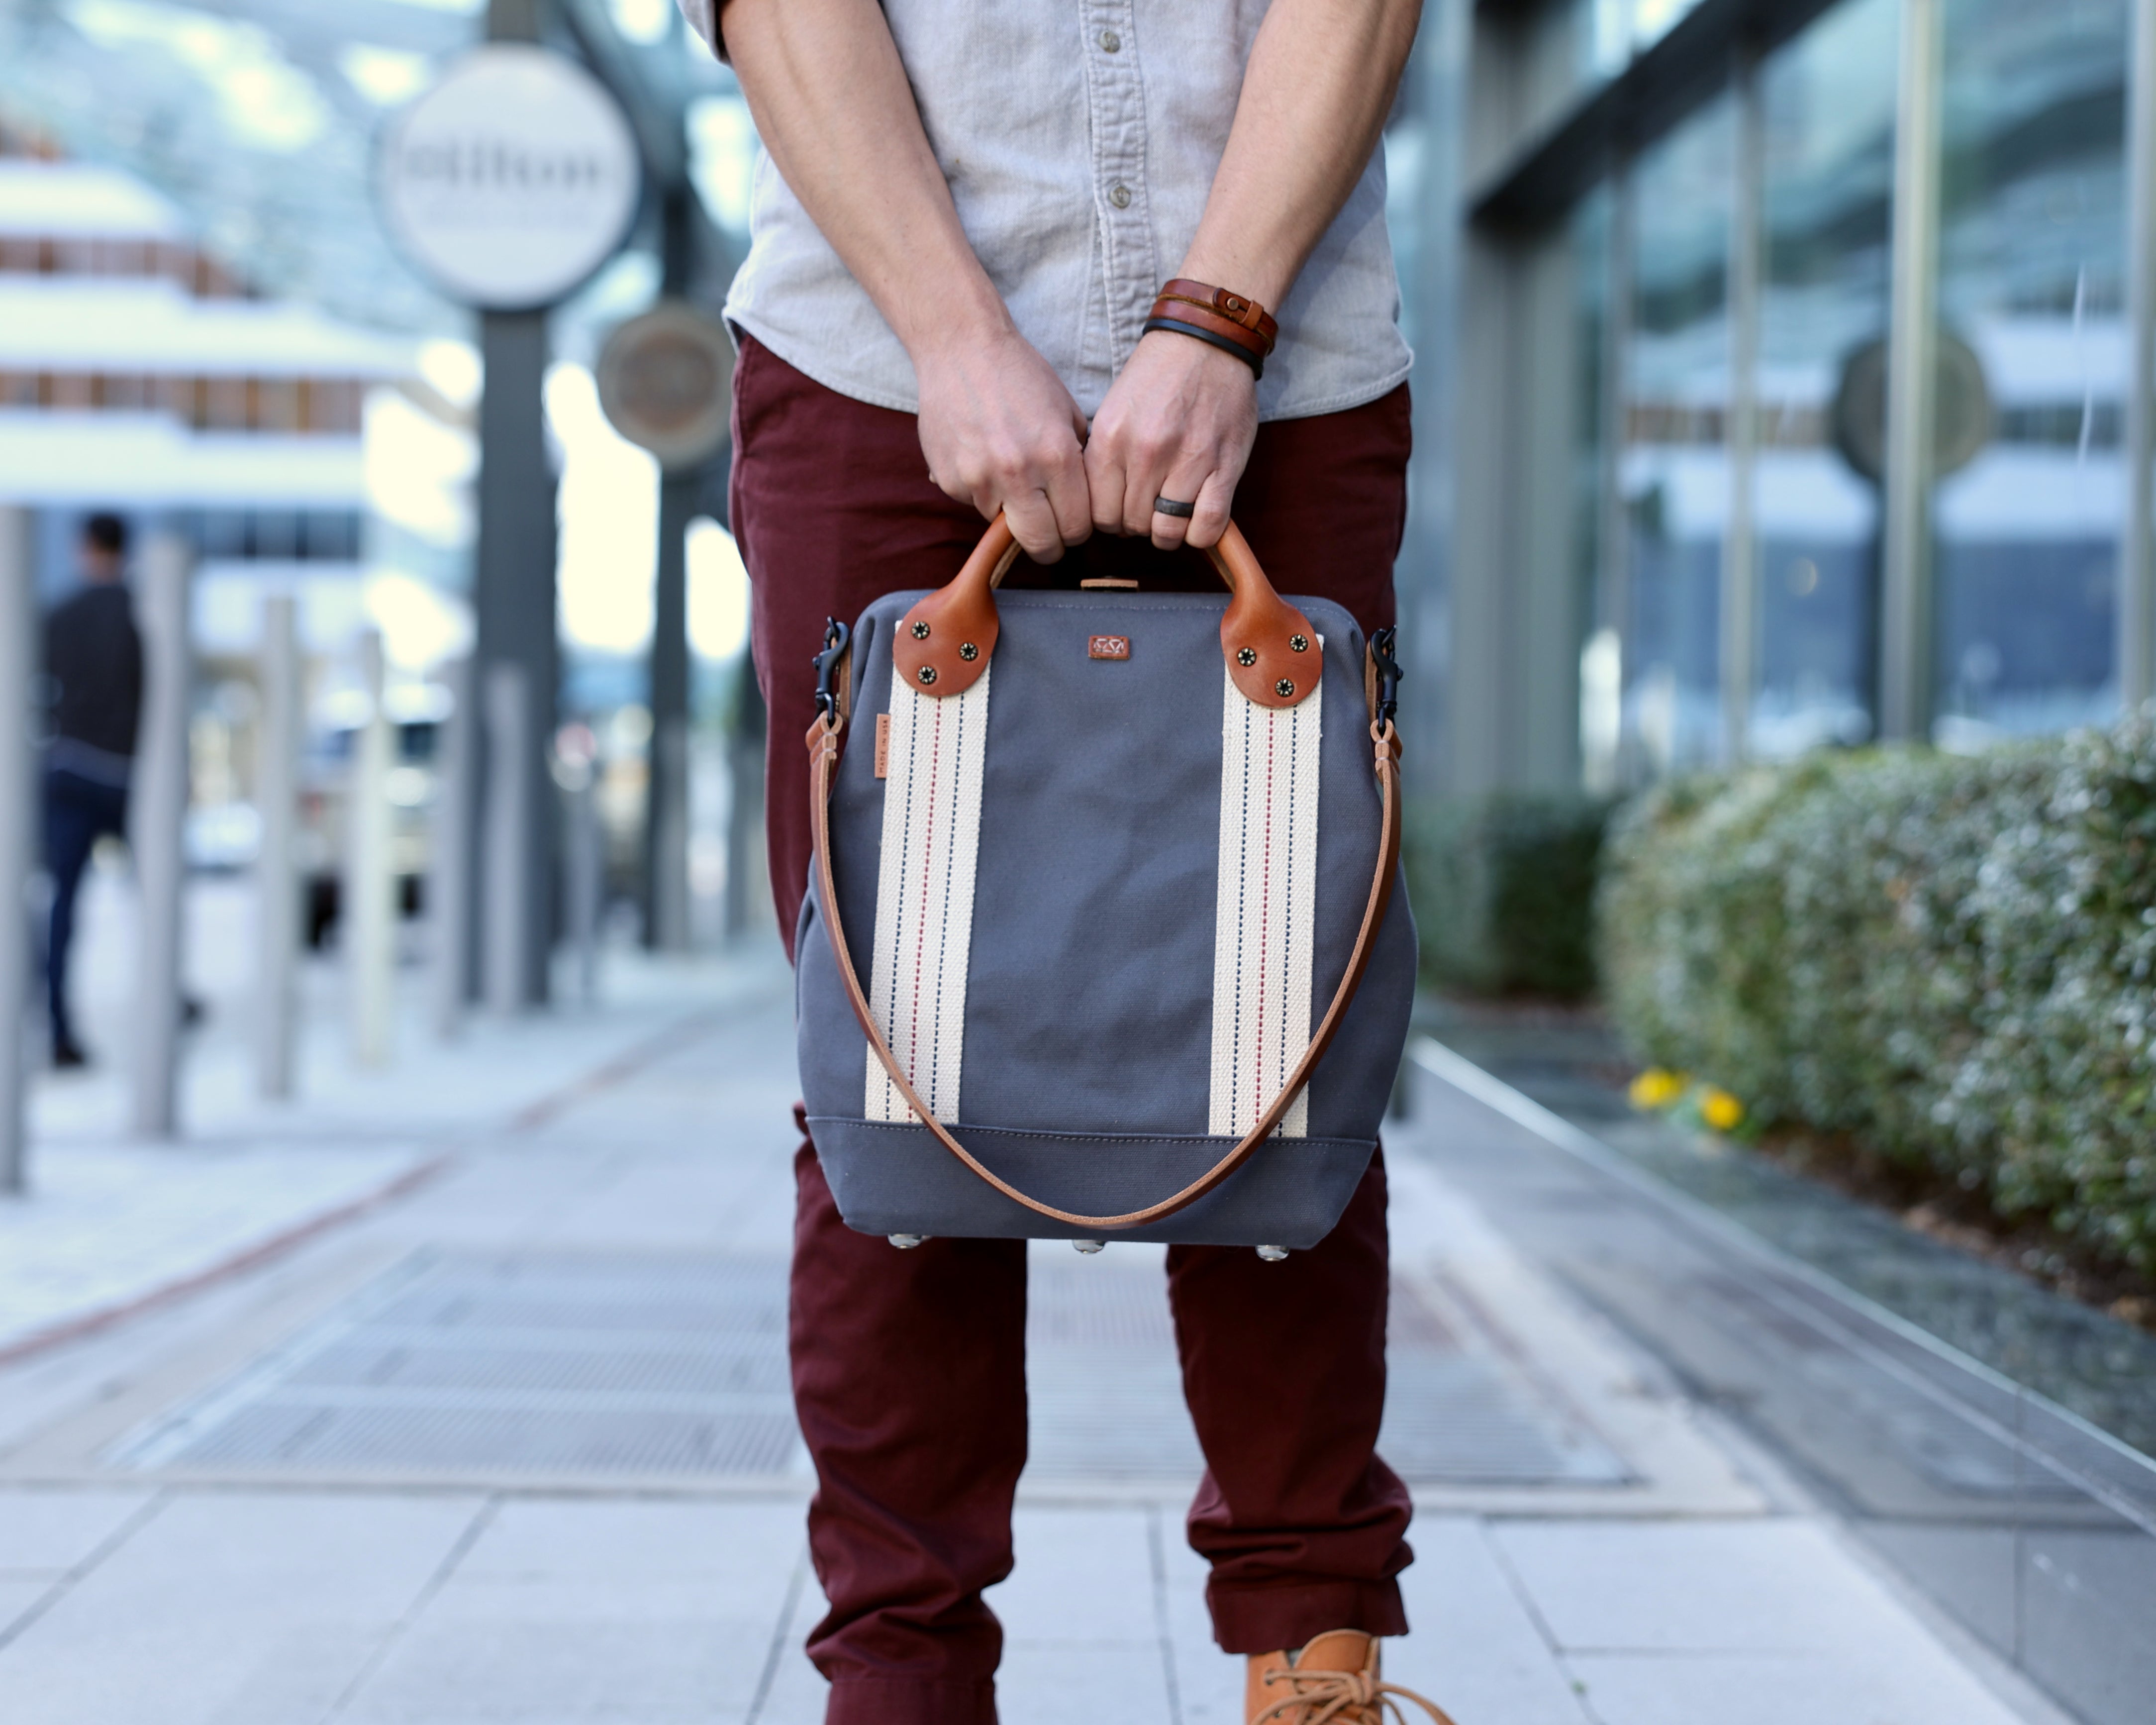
[0,124,476,886]
[0,128,441,630]
[1397,0,2149,794]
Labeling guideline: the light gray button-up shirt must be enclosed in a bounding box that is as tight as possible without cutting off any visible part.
[722,1,1412,423]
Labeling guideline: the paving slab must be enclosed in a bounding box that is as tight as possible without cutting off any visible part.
[1494,1520,1886,1653]
[993,1504,1176,1725]
[0,1577,55,1641]
[1388,1519,1591,1725]
[1492,1521,2026,1725]
[0,1490,485,1725]
[0,1487,152,1573]
[341,1501,805,1725]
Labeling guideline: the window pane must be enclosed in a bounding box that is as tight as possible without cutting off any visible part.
[1932,0,2128,742]
[1752,0,1899,756]
[1573,189,1621,790]
[1623,96,1733,774]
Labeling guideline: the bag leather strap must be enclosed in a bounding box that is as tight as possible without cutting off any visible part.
[894,513,1322,711]
[805,534,1404,1232]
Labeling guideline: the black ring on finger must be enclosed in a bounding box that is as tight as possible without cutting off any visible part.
[1152,496,1195,519]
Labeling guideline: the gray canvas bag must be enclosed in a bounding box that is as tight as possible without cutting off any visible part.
[795,513,1415,1254]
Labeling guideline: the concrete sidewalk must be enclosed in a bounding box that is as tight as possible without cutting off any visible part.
[3,873,770,1360]
[0,930,2063,1725]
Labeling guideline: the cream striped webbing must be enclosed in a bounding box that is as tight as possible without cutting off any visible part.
[1208,657,1323,1138]
[863,666,992,1123]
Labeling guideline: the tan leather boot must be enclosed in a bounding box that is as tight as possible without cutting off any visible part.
[1245,1629,1458,1725]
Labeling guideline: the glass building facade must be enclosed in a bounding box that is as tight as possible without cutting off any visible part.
[1395,0,2156,796]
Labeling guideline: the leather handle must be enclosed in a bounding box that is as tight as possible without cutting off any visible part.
[894,513,1321,710]
[805,648,1403,1235]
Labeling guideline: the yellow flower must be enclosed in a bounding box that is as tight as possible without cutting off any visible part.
[1629,1068,1686,1110]
[1698,1087,1745,1132]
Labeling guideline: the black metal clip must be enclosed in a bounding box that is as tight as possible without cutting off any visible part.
[811,616,851,725]
[1370,626,1402,730]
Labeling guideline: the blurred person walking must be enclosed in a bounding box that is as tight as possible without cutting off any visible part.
[40,512,142,1069]
[701,2,1450,1722]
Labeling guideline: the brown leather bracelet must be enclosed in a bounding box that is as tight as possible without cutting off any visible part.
[1159,278,1279,351]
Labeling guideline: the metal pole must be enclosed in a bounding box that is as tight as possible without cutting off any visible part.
[1880,0,1945,742]
[646,488,694,952]
[1721,48,1764,766]
[645,182,700,953]
[472,0,558,1008]
[483,662,532,1015]
[254,592,300,1099]
[1602,166,1639,785]
[430,653,474,1040]
[2122,0,2156,710]
[130,533,190,1139]
[348,630,395,1068]
[722,661,766,941]
[565,748,601,1005]
[0,508,34,1192]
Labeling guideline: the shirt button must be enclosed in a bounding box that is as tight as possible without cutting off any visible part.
[1099,28,1121,51]
[1109,183,1132,209]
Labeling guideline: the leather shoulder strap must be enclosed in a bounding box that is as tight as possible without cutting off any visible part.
[805,644,1404,1233]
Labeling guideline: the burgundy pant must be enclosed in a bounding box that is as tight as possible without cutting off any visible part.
[731,336,1414,1725]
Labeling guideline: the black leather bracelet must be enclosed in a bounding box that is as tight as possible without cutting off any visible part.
[1141,315,1265,381]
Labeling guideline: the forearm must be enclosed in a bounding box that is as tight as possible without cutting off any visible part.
[721,0,1006,359]
[1179,0,1423,308]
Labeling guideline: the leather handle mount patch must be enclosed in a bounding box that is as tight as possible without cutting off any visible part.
[893,513,1319,710]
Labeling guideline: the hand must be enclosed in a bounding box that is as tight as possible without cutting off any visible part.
[915,326,1093,564]
[1084,331,1259,551]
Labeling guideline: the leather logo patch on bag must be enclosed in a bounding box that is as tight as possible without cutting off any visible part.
[1088,635,1130,661]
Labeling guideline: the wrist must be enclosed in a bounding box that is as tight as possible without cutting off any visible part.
[894,272,1017,371]
[1173,252,1290,314]
[1137,327,1258,388]
[1144,279,1275,381]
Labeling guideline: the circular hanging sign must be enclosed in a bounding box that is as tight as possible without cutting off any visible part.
[1830,331,1992,486]
[596,301,734,470]
[376,44,641,311]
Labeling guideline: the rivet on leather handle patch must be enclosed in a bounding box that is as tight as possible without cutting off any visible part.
[875,712,890,778]
[1088,635,1131,660]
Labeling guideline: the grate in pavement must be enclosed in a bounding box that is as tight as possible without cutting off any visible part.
[114,1251,1626,1487]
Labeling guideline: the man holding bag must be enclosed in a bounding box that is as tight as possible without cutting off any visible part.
[694,2,1436,1720]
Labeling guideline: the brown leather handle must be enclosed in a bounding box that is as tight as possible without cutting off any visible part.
[806,645,1403,1235]
[894,513,1321,710]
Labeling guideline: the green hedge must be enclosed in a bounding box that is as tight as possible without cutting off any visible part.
[1406,792,1613,998]
[1596,711,2156,1270]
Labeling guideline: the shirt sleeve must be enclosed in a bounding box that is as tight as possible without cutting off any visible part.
[679,0,726,61]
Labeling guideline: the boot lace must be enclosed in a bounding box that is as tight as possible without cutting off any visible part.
[1252,1664,1460,1725]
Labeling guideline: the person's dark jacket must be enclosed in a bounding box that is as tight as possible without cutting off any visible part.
[43,584,143,760]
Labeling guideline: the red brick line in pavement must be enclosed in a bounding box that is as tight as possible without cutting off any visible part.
[0,1154,453,1369]
[0,1007,734,1369]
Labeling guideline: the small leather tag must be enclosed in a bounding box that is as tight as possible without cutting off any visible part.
[875,712,890,778]
[1088,635,1130,660]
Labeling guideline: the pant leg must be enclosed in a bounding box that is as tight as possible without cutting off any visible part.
[789,1128,1025,1725]
[1170,1153,1410,1652]
[733,339,1027,1724]
[41,771,114,1053]
[1164,384,1417,1653]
